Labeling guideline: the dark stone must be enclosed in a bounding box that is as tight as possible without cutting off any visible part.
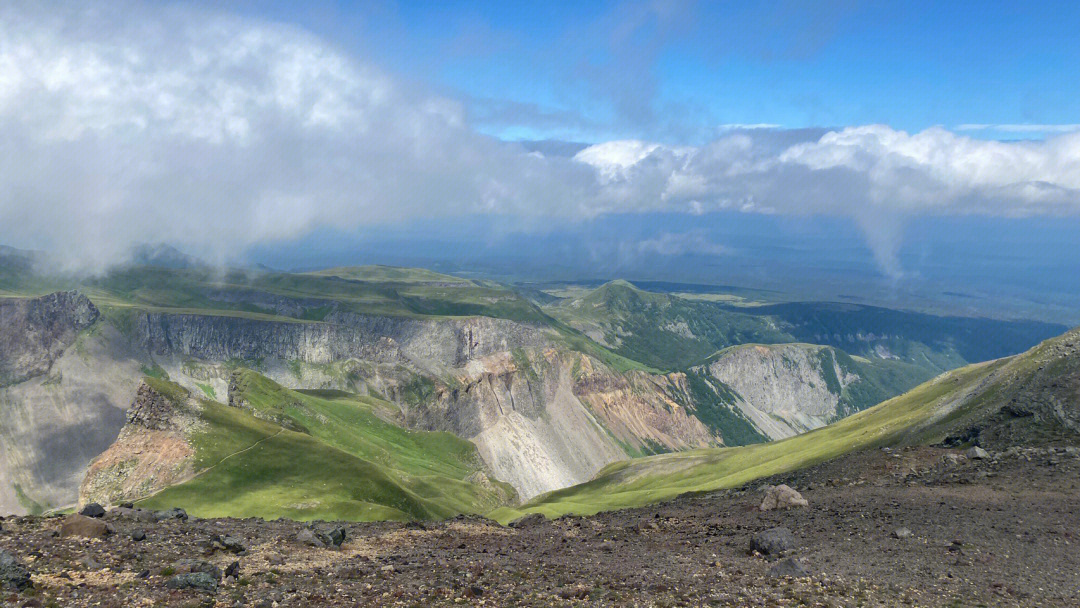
[768,557,811,578]
[0,548,32,591]
[225,560,240,579]
[750,527,797,556]
[176,559,222,581]
[508,513,545,528]
[325,527,346,547]
[79,503,106,518]
[132,530,146,542]
[119,502,134,509]
[296,529,326,548]
[154,507,188,522]
[165,572,218,592]
[210,535,246,553]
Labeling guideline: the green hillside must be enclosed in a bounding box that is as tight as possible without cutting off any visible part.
[491,327,1079,524]
[137,373,514,521]
[546,280,1065,373]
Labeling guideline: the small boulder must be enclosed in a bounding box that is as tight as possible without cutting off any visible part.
[508,513,545,529]
[132,530,147,542]
[209,535,246,554]
[165,572,218,593]
[0,548,32,591]
[154,507,188,522]
[176,559,222,581]
[750,527,797,556]
[965,446,989,460]
[296,528,326,548]
[759,485,808,511]
[79,503,106,518]
[224,560,240,579]
[60,514,111,539]
[768,557,810,578]
[892,527,913,539]
[325,526,346,547]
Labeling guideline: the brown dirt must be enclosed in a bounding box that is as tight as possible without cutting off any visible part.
[2,444,1078,607]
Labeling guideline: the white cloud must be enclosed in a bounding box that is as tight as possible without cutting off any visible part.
[1,4,1080,278]
[957,124,1080,134]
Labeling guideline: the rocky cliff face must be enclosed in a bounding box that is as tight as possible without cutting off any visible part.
[0,316,141,515]
[0,291,98,386]
[79,382,201,507]
[702,344,858,440]
[572,360,717,453]
[1,291,896,514]
[133,310,720,499]
[138,311,551,373]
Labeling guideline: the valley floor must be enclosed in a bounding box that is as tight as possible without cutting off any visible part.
[2,444,1078,607]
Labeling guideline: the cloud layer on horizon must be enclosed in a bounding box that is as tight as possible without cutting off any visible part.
[1,3,1079,276]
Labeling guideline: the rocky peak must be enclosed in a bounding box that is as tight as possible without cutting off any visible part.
[127,382,179,431]
[0,290,99,385]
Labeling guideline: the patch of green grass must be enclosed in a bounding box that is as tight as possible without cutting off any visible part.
[195,382,216,400]
[398,374,436,407]
[13,483,46,515]
[138,370,512,521]
[140,364,169,380]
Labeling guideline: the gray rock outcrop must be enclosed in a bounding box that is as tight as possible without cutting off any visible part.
[0,291,98,385]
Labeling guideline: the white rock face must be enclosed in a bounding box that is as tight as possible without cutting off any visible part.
[705,344,858,440]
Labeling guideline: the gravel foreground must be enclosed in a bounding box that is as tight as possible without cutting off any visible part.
[2,445,1078,607]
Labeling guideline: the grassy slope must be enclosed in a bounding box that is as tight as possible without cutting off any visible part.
[491,342,1039,523]
[494,325,1077,523]
[549,281,1066,375]
[138,373,513,521]
[548,280,791,371]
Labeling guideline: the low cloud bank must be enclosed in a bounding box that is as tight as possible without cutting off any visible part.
[1,3,1078,275]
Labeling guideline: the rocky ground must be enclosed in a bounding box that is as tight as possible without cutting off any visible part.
[2,444,1078,607]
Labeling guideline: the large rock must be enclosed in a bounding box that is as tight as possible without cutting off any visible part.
[965,446,990,460]
[154,507,188,522]
[0,549,32,590]
[750,527,797,556]
[508,513,545,528]
[175,559,222,581]
[60,514,111,539]
[297,526,346,548]
[79,502,106,518]
[165,572,217,593]
[296,528,327,548]
[760,484,808,511]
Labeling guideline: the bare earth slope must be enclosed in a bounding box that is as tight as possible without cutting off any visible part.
[0,444,1076,606]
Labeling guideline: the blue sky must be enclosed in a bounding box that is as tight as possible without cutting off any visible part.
[250,0,1080,143]
[1,1,1078,321]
